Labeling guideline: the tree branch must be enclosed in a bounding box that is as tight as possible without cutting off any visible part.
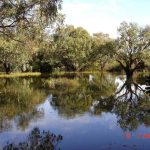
[116,60,126,70]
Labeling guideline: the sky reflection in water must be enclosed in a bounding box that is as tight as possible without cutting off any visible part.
[0,73,150,150]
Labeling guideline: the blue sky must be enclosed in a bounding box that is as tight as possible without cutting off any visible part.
[61,0,150,37]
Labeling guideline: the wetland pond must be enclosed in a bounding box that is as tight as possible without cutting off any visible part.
[0,73,150,150]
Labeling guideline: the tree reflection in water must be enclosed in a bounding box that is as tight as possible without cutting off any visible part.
[145,76,150,94]
[0,78,46,132]
[114,78,150,131]
[3,127,63,150]
[0,73,150,134]
[15,108,44,131]
[50,74,150,131]
[50,73,116,118]
[91,77,150,131]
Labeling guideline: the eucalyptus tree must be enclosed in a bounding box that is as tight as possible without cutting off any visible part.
[0,21,48,73]
[53,25,93,71]
[0,0,62,37]
[116,22,150,78]
[31,13,65,72]
[91,33,115,71]
[0,0,63,73]
[0,36,31,73]
[78,32,116,71]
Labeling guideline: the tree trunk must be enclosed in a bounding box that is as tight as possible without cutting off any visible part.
[124,67,133,79]
[117,60,134,79]
[3,62,11,74]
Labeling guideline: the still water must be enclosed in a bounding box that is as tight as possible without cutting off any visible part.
[0,73,150,150]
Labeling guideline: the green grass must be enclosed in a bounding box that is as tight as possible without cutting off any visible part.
[0,72,41,78]
[0,68,148,78]
[0,71,104,78]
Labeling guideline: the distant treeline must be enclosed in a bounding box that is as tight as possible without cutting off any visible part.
[0,1,150,77]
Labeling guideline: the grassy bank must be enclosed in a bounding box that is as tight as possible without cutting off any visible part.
[0,69,149,78]
[0,71,102,78]
[0,72,41,78]
[0,71,109,78]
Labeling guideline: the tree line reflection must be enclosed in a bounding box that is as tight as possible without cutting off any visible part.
[50,73,150,131]
[0,78,46,132]
[0,73,150,132]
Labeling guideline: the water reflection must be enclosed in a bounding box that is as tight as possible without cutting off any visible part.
[113,78,150,131]
[145,76,150,94]
[0,73,150,149]
[50,74,150,131]
[0,78,46,132]
[3,127,63,150]
[50,73,116,118]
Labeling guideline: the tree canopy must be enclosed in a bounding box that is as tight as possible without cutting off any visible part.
[116,22,150,78]
[0,3,150,76]
[0,0,62,29]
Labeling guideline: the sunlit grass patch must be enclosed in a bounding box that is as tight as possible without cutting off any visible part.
[0,72,41,78]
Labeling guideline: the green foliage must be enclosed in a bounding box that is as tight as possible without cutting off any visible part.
[89,36,116,70]
[52,25,93,71]
[51,26,115,71]
[0,0,62,36]
[116,22,150,77]
[0,0,150,74]
[0,0,63,73]
[0,37,31,73]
